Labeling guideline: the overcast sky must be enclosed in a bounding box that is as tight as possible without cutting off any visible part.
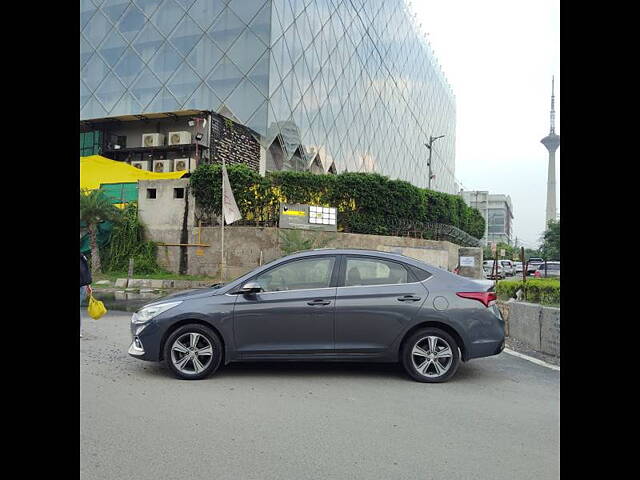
[410,0,560,248]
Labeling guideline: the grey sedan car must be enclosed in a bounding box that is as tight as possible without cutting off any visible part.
[128,249,505,383]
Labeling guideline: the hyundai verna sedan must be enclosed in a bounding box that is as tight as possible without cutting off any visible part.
[128,249,505,383]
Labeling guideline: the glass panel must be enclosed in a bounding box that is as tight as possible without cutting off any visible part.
[113,47,145,87]
[81,0,98,30]
[186,35,223,79]
[183,82,222,111]
[246,50,270,97]
[81,96,108,119]
[131,67,163,108]
[255,257,335,292]
[248,1,272,46]
[132,22,164,62]
[205,56,243,102]
[81,53,110,91]
[225,77,265,124]
[110,92,143,116]
[80,34,93,69]
[150,0,185,34]
[186,0,225,31]
[226,27,266,74]
[149,41,184,82]
[117,4,147,41]
[133,0,163,18]
[98,29,128,67]
[227,0,266,25]
[245,100,268,136]
[344,258,409,287]
[208,7,245,52]
[146,87,180,113]
[94,72,126,113]
[101,0,129,23]
[84,9,112,48]
[169,15,203,56]
[167,62,200,105]
[80,79,91,109]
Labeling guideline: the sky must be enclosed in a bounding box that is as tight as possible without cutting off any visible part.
[410,0,560,248]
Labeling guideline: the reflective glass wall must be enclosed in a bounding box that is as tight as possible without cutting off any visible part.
[81,0,456,193]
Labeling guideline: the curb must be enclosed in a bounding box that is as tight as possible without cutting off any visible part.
[503,348,560,371]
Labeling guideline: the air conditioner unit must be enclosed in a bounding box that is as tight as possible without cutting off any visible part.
[168,131,192,145]
[142,133,165,147]
[131,161,150,171]
[152,159,174,173]
[173,158,195,172]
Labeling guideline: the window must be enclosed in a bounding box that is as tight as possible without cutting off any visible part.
[345,258,409,287]
[174,188,185,199]
[146,188,157,199]
[408,265,432,281]
[255,257,335,292]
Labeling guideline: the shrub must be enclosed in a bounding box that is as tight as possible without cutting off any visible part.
[497,279,560,305]
[190,165,485,241]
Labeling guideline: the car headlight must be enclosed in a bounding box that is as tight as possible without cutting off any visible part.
[132,301,183,324]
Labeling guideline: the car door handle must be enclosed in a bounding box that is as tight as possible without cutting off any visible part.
[307,299,331,306]
[397,295,421,302]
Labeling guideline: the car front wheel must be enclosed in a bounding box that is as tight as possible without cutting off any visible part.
[402,328,460,383]
[163,324,223,380]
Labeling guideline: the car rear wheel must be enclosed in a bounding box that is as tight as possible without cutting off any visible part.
[402,328,460,383]
[164,324,223,380]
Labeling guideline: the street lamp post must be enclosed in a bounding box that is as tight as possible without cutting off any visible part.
[425,135,445,190]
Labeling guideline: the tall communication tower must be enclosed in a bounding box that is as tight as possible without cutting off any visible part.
[540,76,560,226]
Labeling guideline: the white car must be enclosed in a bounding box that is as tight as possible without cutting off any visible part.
[514,261,524,274]
[500,260,515,276]
[483,260,504,279]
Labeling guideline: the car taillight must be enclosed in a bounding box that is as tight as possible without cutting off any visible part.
[456,291,497,307]
[534,271,541,277]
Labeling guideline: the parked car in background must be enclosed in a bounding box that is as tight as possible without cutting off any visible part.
[514,261,524,274]
[526,257,544,275]
[128,249,505,383]
[534,261,560,278]
[500,260,515,276]
[483,260,504,279]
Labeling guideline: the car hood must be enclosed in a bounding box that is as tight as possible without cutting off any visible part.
[145,287,221,306]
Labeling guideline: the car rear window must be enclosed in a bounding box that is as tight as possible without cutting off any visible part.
[408,265,432,281]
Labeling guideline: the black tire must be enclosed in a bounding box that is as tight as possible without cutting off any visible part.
[402,327,461,383]
[163,324,223,380]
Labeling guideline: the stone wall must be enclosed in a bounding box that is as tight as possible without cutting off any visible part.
[146,224,480,281]
[498,300,560,357]
[209,113,260,171]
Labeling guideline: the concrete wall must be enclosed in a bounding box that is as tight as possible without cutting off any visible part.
[499,300,560,357]
[144,223,480,281]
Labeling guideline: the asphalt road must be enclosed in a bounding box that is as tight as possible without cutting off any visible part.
[80,310,560,480]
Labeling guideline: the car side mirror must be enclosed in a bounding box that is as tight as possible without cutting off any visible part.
[239,282,263,294]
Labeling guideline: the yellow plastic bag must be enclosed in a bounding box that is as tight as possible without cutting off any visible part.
[87,295,107,320]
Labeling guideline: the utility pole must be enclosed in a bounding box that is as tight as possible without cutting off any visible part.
[425,135,445,190]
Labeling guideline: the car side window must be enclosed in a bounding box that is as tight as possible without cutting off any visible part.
[344,258,409,287]
[255,257,335,292]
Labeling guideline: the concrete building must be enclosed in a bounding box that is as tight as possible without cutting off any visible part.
[80,0,457,192]
[460,190,514,246]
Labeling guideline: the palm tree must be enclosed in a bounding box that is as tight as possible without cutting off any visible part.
[80,189,121,273]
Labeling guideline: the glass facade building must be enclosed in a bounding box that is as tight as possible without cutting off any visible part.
[81,0,456,192]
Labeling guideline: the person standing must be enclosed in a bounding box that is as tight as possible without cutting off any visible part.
[80,252,92,338]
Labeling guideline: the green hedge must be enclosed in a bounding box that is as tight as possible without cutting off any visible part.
[190,164,485,239]
[497,279,560,305]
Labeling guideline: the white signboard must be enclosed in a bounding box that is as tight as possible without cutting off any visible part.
[460,256,475,267]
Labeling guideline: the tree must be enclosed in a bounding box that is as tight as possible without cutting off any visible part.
[539,219,560,261]
[483,242,519,261]
[80,189,122,273]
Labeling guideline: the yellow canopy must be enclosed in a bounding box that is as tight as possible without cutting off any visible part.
[80,155,187,191]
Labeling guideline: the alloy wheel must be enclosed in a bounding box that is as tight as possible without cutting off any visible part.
[410,335,454,378]
[170,332,214,375]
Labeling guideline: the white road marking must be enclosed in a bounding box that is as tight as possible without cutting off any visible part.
[503,348,560,371]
